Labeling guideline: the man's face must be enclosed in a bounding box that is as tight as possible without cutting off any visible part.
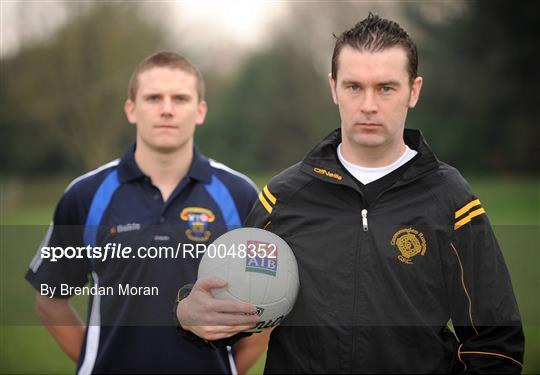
[329,46,422,151]
[124,67,207,153]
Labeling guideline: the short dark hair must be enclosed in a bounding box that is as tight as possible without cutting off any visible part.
[331,13,418,83]
[127,51,205,101]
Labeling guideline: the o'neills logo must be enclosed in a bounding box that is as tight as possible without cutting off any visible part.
[253,315,284,330]
[313,167,343,181]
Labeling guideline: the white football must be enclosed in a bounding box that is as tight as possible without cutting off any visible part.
[197,227,299,330]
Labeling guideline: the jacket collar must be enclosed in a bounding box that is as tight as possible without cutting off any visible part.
[117,144,212,184]
[301,127,439,188]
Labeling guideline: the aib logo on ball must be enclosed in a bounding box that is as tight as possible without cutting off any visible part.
[245,240,278,276]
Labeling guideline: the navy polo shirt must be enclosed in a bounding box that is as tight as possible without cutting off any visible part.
[26,145,258,374]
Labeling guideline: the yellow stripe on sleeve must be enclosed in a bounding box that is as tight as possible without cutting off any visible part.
[263,185,277,204]
[258,192,273,214]
[455,199,481,219]
[454,208,486,230]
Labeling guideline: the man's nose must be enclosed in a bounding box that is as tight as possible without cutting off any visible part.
[360,90,378,114]
[161,98,173,115]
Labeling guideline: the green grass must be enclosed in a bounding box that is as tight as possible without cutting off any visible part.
[1,176,538,374]
[0,326,78,374]
[466,175,539,224]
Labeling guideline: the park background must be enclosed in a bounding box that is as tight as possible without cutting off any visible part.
[0,1,538,373]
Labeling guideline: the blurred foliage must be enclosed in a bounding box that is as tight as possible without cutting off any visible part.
[406,0,539,174]
[1,1,538,176]
[0,3,166,174]
[197,41,336,173]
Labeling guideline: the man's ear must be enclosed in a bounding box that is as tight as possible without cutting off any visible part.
[408,76,423,108]
[124,99,137,125]
[195,100,208,126]
[328,73,338,105]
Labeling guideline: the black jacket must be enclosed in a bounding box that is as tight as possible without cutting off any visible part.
[245,128,524,374]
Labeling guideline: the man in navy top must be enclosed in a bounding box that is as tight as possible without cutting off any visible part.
[25,51,265,374]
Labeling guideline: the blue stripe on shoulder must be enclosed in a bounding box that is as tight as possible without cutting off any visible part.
[83,169,121,248]
[204,175,241,231]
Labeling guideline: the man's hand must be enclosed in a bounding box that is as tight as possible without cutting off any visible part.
[176,277,261,341]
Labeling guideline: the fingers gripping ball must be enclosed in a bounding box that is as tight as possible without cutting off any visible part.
[197,228,299,331]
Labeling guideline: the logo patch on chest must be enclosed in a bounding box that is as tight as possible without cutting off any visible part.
[390,228,427,265]
[109,223,141,234]
[180,207,215,242]
[313,167,343,181]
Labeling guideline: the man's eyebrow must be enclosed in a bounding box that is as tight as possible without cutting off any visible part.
[378,80,401,87]
[339,80,402,87]
[173,93,192,99]
[341,79,362,86]
[142,92,192,99]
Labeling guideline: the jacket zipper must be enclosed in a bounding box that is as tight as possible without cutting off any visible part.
[352,175,429,369]
[351,203,368,370]
[361,209,368,231]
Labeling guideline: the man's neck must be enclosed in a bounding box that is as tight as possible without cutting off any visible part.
[340,138,406,168]
[134,141,193,201]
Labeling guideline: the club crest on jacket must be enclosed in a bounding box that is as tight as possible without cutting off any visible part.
[391,228,427,264]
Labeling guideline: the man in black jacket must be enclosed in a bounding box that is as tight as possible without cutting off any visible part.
[177,13,524,373]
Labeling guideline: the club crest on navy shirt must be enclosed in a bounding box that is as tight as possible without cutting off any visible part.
[180,207,214,242]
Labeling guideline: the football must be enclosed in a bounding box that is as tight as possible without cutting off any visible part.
[197,227,299,330]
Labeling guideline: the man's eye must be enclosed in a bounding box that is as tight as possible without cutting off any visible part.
[147,95,160,101]
[347,85,359,92]
[174,96,188,103]
[380,86,393,93]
